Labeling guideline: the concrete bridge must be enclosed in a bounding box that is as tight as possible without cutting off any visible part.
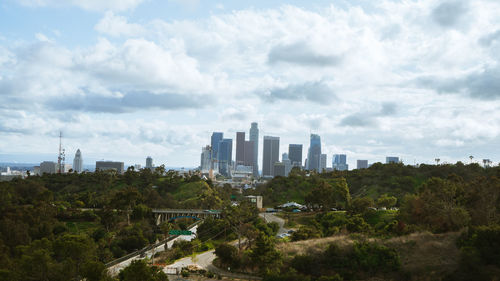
[152,209,222,225]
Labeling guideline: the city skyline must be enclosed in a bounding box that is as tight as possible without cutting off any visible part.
[1,0,500,169]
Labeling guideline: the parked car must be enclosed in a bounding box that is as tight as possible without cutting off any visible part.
[278,233,290,239]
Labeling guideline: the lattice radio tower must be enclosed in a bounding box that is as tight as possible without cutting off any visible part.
[57,131,65,173]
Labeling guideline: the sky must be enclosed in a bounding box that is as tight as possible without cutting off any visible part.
[1,0,500,169]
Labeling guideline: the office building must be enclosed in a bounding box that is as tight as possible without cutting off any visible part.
[40,161,57,174]
[288,144,303,167]
[307,134,321,172]
[146,156,153,169]
[73,149,83,173]
[282,153,292,176]
[262,136,280,177]
[211,132,223,161]
[96,161,125,174]
[249,122,259,177]
[332,154,348,171]
[244,141,254,166]
[236,132,245,166]
[386,157,399,164]
[320,154,327,172]
[218,138,233,177]
[357,160,368,169]
[273,162,286,177]
[200,145,212,173]
[62,164,72,173]
[134,164,142,170]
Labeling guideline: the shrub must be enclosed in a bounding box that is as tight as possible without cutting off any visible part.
[351,242,400,272]
[291,226,320,241]
[214,243,239,268]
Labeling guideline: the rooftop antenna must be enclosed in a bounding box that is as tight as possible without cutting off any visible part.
[57,131,65,173]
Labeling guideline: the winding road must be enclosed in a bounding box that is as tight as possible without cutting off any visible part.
[259,212,289,236]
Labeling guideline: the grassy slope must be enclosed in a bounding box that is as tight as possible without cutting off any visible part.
[277,231,461,281]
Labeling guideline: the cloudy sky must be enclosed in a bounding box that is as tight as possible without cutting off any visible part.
[1,0,499,168]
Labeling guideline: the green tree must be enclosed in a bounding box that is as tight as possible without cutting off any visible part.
[119,260,168,281]
[215,243,239,268]
[399,177,470,232]
[250,232,282,274]
[376,194,397,208]
[349,197,374,214]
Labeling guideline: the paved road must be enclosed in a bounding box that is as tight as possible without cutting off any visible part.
[107,224,199,276]
[259,212,289,235]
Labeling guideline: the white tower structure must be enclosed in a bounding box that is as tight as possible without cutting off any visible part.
[73,149,83,173]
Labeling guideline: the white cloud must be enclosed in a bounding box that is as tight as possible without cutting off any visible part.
[95,11,146,37]
[17,0,145,11]
[3,0,500,166]
[35,32,53,43]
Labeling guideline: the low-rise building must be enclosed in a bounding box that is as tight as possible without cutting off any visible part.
[96,161,125,174]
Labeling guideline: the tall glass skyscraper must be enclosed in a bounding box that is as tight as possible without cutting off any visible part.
[332,154,348,171]
[307,134,321,172]
[218,138,233,177]
[262,136,279,177]
[288,144,303,167]
[211,132,223,160]
[249,122,259,177]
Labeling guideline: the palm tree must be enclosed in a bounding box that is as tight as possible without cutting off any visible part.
[435,158,440,165]
[469,155,474,164]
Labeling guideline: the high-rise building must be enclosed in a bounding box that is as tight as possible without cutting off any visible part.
[307,134,321,172]
[73,149,83,173]
[357,160,368,169]
[249,122,259,177]
[320,154,327,172]
[244,141,254,166]
[40,161,57,174]
[146,156,153,169]
[262,136,279,178]
[386,157,399,164]
[218,138,233,177]
[211,132,224,161]
[282,153,292,176]
[288,144,303,167]
[236,132,245,166]
[96,161,124,174]
[200,145,212,173]
[273,162,286,177]
[332,154,348,171]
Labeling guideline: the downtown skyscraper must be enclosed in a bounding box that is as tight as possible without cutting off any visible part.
[288,144,303,167]
[211,132,223,161]
[307,134,322,172]
[236,132,246,166]
[332,154,348,171]
[262,136,279,178]
[218,138,232,177]
[249,122,259,177]
[235,131,255,168]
